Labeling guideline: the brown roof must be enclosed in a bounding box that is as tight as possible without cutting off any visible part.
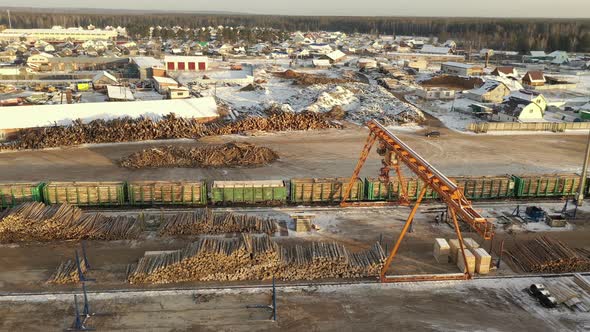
[524,71,545,82]
[493,66,515,75]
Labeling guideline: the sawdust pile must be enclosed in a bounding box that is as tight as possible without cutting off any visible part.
[120,142,279,169]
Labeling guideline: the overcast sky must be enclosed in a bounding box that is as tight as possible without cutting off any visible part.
[2,0,589,18]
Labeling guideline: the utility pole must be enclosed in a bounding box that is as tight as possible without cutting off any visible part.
[7,10,11,29]
[576,130,590,206]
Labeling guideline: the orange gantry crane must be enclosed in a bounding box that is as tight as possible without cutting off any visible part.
[340,120,494,282]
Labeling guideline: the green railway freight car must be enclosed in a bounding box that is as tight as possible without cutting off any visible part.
[43,181,125,206]
[0,182,45,209]
[364,177,437,201]
[449,175,515,199]
[127,181,207,205]
[290,178,364,203]
[210,180,287,205]
[512,174,581,197]
[366,175,515,201]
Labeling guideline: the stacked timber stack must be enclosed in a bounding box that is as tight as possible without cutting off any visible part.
[463,238,480,251]
[291,178,363,203]
[127,181,205,205]
[119,142,279,169]
[449,175,514,199]
[158,209,278,236]
[43,182,124,205]
[4,111,341,151]
[457,249,476,274]
[473,248,491,274]
[448,239,461,263]
[47,258,87,284]
[506,236,590,273]
[433,238,450,263]
[127,235,386,284]
[0,202,140,242]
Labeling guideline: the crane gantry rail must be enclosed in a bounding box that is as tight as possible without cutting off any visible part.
[340,120,495,282]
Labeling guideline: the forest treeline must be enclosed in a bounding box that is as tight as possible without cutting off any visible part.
[0,9,589,53]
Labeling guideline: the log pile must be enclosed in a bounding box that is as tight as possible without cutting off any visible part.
[0,202,140,242]
[120,142,279,169]
[505,236,590,273]
[158,209,278,236]
[47,258,87,284]
[2,111,342,150]
[127,235,385,284]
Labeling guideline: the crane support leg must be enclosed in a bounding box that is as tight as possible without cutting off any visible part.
[449,208,472,279]
[380,186,428,282]
[341,133,377,207]
[392,161,410,205]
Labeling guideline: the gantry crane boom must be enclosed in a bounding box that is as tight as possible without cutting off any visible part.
[341,120,494,282]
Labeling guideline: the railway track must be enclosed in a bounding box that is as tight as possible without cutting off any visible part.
[2,272,589,299]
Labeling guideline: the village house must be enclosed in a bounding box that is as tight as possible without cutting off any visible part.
[522,71,546,87]
[92,71,118,89]
[168,86,190,99]
[152,76,180,94]
[416,87,455,100]
[492,90,547,122]
[419,45,451,55]
[321,50,346,63]
[441,62,484,76]
[466,80,511,103]
[491,66,519,79]
[312,59,331,68]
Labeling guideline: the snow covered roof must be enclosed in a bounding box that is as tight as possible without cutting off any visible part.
[153,76,179,85]
[325,50,346,61]
[164,55,208,63]
[468,80,507,96]
[506,89,543,103]
[442,62,480,69]
[92,71,118,83]
[130,56,164,68]
[107,85,135,101]
[312,59,331,66]
[419,45,451,55]
[0,97,218,130]
[530,51,547,57]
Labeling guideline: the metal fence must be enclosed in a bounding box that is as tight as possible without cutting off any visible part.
[467,122,590,133]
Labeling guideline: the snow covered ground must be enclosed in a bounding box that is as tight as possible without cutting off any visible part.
[202,65,424,125]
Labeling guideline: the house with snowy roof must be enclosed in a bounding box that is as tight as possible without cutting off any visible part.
[466,80,511,103]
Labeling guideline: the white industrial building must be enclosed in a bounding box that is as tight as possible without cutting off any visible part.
[164,55,208,71]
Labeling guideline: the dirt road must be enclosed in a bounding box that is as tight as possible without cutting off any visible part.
[0,127,584,182]
[1,277,588,331]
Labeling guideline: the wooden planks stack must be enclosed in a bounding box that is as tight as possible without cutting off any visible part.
[463,238,480,251]
[127,235,386,284]
[473,248,491,274]
[457,249,476,274]
[506,236,590,273]
[158,209,278,236]
[448,239,461,263]
[47,258,87,284]
[449,175,513,198]
[44,181,124,205]
[128,181,204,205]
[573,274,590,294]
[119,142,279,169]
[433,238,450,263]
[0,202,140,242]
[291,178,363,202]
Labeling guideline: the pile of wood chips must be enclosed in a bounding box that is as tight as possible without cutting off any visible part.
[0,202,140,242]
[158,209,278,236]
[3,111,342,150]
[127,234,385,284]
[120,142,279,169]
[506,236,590,273]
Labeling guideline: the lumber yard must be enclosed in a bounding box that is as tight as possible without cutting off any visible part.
[1,120,590,331]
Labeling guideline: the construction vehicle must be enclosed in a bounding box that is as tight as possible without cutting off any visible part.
[341,120,494,282]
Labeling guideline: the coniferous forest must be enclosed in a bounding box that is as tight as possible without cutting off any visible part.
[0,8,589,53]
